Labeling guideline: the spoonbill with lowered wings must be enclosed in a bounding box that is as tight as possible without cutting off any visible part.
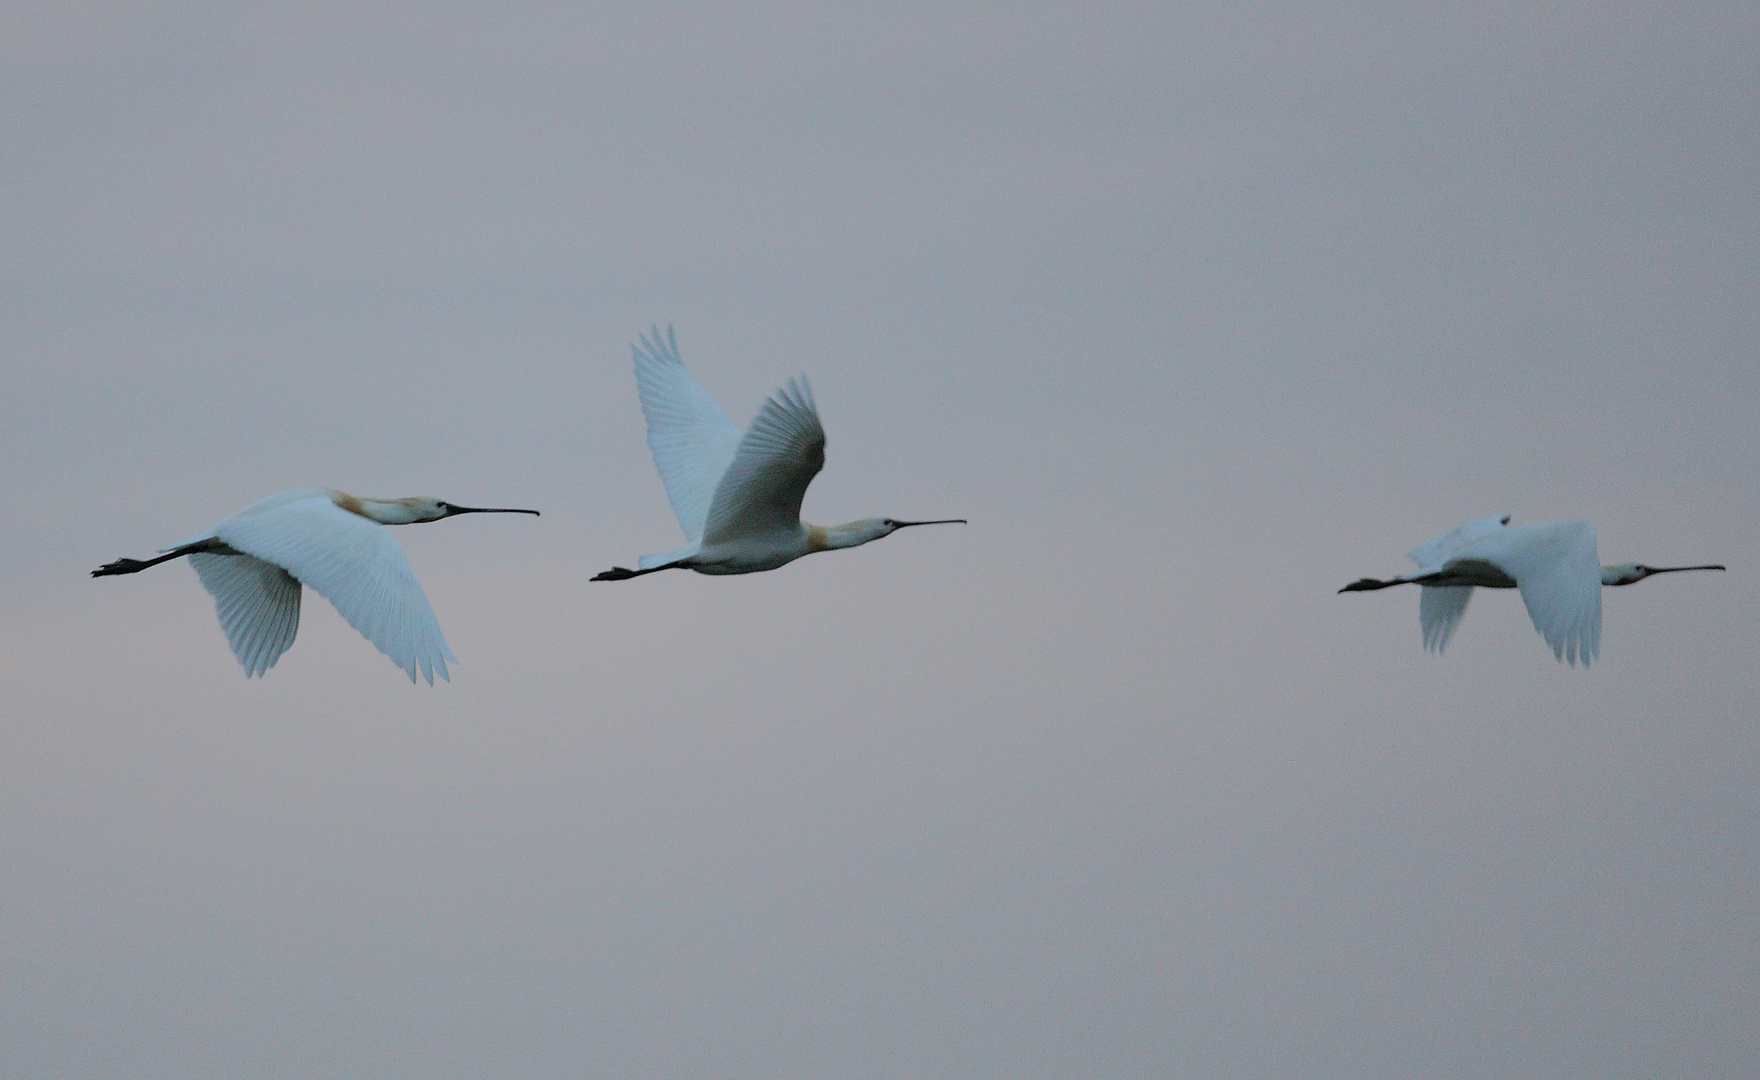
[93,487,538,682]
[1339,515,1723,666]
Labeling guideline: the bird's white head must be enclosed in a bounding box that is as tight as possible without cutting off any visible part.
[813,516,967,551]
[872,517,968,544]
[1600,561,1726,587]
[343,493,542,526]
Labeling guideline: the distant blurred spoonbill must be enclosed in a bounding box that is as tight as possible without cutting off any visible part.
[592,326,964,582]
[1339,515,1724,666]
[93,487,539,682]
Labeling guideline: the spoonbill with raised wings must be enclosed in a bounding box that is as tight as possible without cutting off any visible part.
[592,326,964,582]
[1339,515,1724,666]
[93,487,539,682]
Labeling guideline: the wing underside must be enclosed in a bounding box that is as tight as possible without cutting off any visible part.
[189,551,303,677]
[1452,520,1602,666]
[1418,585,1473,653]
[1504,522,1602,666]
[214,494,457,683]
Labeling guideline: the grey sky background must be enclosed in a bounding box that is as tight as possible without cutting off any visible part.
[3,3,1757,1077]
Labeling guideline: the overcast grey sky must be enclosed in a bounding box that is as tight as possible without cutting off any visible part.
[3,3,1757,1078]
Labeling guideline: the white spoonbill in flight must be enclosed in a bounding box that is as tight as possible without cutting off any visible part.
[1339,515,1724,666]
[93,487,539,682]
[592,326,964,582]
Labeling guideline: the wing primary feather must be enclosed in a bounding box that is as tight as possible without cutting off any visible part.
[188,551,302,678]
[631,325,743,542]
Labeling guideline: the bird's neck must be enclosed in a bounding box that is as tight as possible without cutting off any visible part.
[807,520,880,552]
[330,490,423,525]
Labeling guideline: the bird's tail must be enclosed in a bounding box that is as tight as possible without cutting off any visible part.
[639,542,700,570]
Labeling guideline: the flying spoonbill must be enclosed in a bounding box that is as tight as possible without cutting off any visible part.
[1339,515,1724,666]
[592,326,964,581]
[93,487,539,682]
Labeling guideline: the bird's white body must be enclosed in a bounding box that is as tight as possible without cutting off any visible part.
[1343,515,1724,666]
[97,486,537,682]
[595,327,961,581]
[649,519,896,576]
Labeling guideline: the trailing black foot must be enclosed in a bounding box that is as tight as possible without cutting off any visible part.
[1337,577,1399,593]
[93,558,150,577]
[592,566,640,582]
[91,539,221,578]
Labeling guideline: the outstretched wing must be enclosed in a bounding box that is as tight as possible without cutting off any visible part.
[188,551,303,677]
[1491,520,1602,667]
[1408,514,1508,573]
[632,325,743,542]
[701,377,825,545]
[213,493,457,683]
[1418,585,1474,653]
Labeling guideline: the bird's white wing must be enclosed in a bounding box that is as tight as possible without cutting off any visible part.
[1489,520,1602,666]
[633,325,743,542]
[701,377,825,545]
[1407,515,1508,573]
[213,494,457,683]
[1418,586,1474,653]
[188,551,303,677]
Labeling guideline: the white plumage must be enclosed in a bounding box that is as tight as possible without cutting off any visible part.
[94,487,538,682]
[1341,515,1724,666]
[595,327,962,582]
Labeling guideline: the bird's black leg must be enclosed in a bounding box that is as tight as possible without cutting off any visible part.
[1337,576,1408,593]
[591,562,686,583]
[92,539,224,578]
